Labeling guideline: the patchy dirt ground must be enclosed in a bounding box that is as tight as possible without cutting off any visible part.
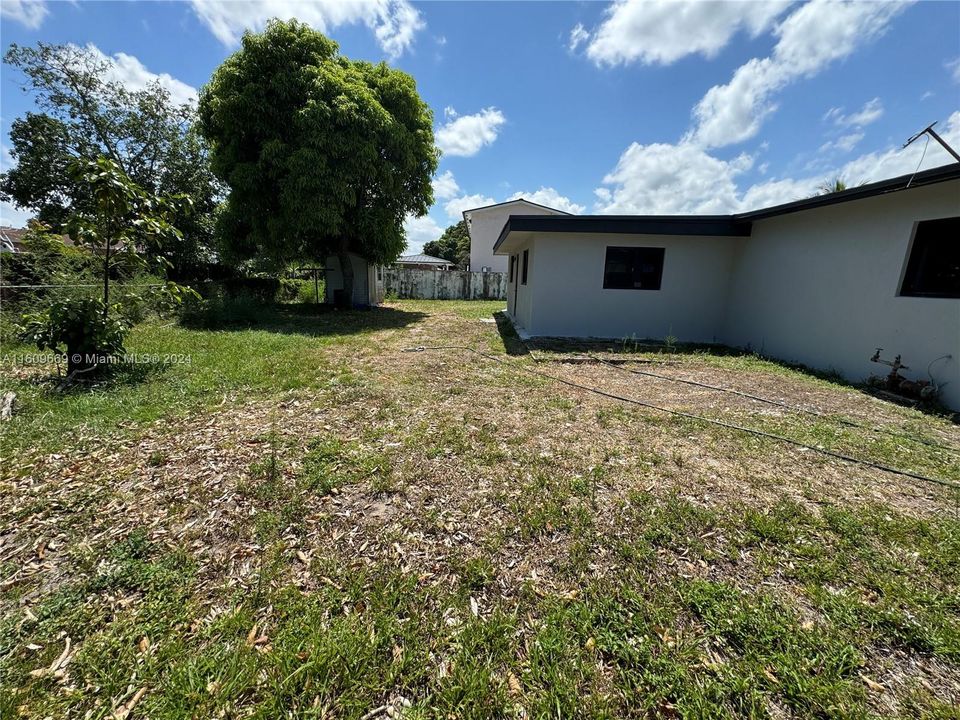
[2,301,959,718]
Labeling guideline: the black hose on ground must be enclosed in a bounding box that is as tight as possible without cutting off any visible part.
[575,352,960,456]
[402,345,960,492]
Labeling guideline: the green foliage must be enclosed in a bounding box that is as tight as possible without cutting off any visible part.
[0,42,219,281]
[198,19,438,285]
[423,219,470,268]
[14,158,198,377]
[0,223,97,314]
[18,296,128,372]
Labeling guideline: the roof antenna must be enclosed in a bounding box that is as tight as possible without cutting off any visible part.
[902,121,959,188]
[903,121,960,162]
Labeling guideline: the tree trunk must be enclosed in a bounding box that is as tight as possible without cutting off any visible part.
[102,235,111,318]
[337,242,354,309]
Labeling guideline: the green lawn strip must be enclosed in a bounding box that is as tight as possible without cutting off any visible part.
[5,486,959,719]
[0,301,506,460]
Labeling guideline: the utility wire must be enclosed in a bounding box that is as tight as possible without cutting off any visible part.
[574,351,960,456]
[403,345,960,491]
[0,283,168,289]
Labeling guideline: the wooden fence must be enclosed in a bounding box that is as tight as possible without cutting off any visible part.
[383,268,507,300]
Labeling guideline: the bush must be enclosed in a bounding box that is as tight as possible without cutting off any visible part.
[0,224,98,312]
[18,296,128,374]
[221,277,281,302]
[178,291,264,328]
[295,278,324,303]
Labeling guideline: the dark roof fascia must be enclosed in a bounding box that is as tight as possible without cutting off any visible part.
[734,163,960,221]
[494,215,751,253]
[492,163,960,253]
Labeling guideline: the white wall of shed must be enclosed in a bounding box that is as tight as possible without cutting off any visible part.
[324,252,372,305]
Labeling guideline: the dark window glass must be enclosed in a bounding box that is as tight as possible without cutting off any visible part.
[509,255,515,282]
[522,249,529,285]
[603,247,665,290]
[900,217,960,299]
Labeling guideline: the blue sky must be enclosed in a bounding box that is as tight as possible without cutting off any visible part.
[2,0,959,253]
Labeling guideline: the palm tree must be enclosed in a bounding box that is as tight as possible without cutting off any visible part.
[817,177,848,195]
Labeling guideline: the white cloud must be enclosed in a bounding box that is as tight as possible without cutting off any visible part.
[580,0,790,66]
[569,23,589,52]
[818,131,865,155]
[189,0,424,59]
[443,193,497,220]
[80,45,198,107]
[948,56,960,83]
[403,213,444,253]
[1,0,48,29]
[508,187,585,214]
[432,170,460,200]
[595,111,960,215]
[688,1,907,148]
[595,141,754,214]
[824,98,884,128]
[436,107,506,157]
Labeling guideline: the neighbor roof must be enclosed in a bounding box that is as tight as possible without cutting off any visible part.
[461,198,573,217]
[493,163,960,254]
[397,253,452,265]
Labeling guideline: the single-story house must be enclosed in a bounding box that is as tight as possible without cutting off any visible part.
[463,198,570,273]
[395,253,455,271]
[496,164,960,409]
[324,252,384,307]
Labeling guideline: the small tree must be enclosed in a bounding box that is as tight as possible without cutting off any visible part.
[1,42,220,281]
[198,19,438,304]
[18,157,194,375]
[423,220,470,269]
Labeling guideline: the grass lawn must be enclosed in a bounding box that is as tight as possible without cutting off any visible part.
[1,299,959,719]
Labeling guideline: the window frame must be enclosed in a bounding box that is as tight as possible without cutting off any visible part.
[899,217,960,299]
[602,246,665,291]
[521,249,529,285]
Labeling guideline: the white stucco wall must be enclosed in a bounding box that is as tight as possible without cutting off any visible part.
[724,180,960,409]
[504,240,538,331]
[467,202,566,273]
[499,179,959,408]
[520,232,739,341]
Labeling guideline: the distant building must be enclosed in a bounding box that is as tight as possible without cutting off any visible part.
[0,226,28,253]
[395,253,455,271]
[462,199,571,273]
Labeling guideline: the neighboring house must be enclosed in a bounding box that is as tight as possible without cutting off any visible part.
[463,199,571,273]
[496,164,960,409]
[395,253,455,271]
[0,226,27,253]
[324,252,385,307]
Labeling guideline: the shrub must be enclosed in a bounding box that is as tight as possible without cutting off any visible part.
[221,277,281,302]
[18,296,128,374]
[296,278,324,303]
[0,224,97,312]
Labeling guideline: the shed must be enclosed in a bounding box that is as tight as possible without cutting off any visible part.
[324,252,384,307]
